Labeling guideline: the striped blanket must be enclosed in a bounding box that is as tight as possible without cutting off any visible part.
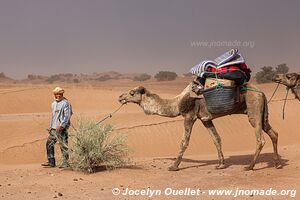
[190,48,245,77]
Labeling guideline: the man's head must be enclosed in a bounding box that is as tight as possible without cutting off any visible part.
[272,73,300,88]
[53,87,64,101]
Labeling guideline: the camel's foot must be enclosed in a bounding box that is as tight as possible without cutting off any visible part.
[215,163,226,169]
[168,165,179,171]
[243,166,254,171]
[274,159,283,169]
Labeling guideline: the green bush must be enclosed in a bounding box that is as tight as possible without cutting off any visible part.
[69,119,129,173]
[154,71,178,81]
[133,73,151,81]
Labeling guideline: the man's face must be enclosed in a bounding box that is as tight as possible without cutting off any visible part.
[54,93,63,101]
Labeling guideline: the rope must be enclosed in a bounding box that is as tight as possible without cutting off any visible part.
[45,103,126,156]
[240,87,261,93]
[96,103,125,125]
[268,83,280,104]
[241,83,293,120]
[215,82,224,90]
[205,71,225,91]
[282,88,289,120]
[269,98,295,102]
[70,103,125,132]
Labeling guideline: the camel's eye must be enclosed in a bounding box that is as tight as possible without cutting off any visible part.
[286,74,292,79]
[129,90,135,96]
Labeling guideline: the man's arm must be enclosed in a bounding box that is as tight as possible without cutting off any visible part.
[60,101,71,129]
[49,102,54,129]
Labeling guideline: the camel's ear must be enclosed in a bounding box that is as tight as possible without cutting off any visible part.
[137,86,146,94]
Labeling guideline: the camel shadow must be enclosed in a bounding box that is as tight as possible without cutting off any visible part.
[90,164,144,173]
[157,153,289,171]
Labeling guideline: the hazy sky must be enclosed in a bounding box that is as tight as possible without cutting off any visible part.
[0,0,299,79]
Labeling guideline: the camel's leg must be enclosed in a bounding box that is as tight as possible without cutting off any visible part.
[263,124,282,169]
[168,115,196,171]
[202,120,226,169]
[245,114,266,171]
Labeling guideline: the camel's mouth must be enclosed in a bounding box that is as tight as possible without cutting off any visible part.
[118,97,127,104]
[272,77,282,83]
[120,99,127,104]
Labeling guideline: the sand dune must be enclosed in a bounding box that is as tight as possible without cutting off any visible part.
[0,79,299,199]
[1,80,299,162]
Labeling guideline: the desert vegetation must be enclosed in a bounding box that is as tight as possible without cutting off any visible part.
[154,71,178,81]
[133,73,151,81]
[69,118,129,173]
[255,63,289,83]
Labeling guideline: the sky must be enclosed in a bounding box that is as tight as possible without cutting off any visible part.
[0,0,299,79]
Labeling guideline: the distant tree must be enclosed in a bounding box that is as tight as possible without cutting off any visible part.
[183,73,194,77]
[62,73,73,78]
[0,72,6,78]
[275,63,289,74]
[28,74,36,80]
[255,66,276,83]
[96,75,111,81]
[73,78,80,83]
[154,71,178,81]
[46,74,61,83]
[133,73,151,81]
[28,74,44,80]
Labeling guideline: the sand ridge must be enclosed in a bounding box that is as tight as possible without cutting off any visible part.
[0,79,299,199]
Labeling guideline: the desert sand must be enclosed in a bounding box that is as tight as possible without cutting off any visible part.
[0,77,299,199]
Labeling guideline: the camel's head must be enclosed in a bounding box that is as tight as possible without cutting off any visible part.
[119,86,146,104]
[272,73,300,88]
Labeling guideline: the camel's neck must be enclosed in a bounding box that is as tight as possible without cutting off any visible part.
[291,81,300,100]
[139,83,192,117]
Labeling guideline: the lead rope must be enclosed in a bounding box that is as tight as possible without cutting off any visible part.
[71,103,125,132]
[282,87,290,120]
[47,103,126,153]
[268,83,280,104]
[266,82,290,120]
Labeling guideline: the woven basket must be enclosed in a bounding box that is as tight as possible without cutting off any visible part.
[203,86,237,114]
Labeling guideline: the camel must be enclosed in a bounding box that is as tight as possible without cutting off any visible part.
[118,83,282,171]
[273,73,300,101]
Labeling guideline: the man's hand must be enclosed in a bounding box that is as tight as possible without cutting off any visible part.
[56,126,62,133]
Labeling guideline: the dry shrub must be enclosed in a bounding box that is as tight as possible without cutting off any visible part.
[154,71,177,81]
[69,118,129,173]
[133,73,151,81]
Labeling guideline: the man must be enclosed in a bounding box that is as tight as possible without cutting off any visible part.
[42,87,72,168]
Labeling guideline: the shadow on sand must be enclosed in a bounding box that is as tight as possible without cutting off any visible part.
[156,153,289,171]
[81,153,288,173]
[91,164,144,173]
